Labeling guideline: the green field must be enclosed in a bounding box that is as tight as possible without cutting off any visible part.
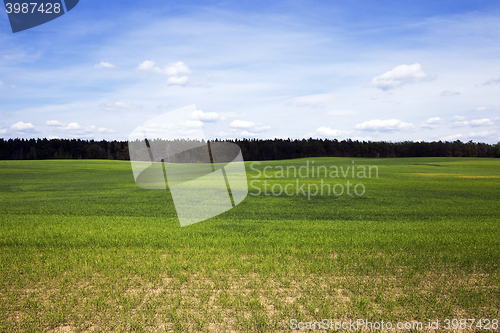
[0,158,499,332]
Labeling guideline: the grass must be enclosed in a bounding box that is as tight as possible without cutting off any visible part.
[0,157,499,332]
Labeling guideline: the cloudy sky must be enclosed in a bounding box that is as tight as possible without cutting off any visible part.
[1,0,500,143]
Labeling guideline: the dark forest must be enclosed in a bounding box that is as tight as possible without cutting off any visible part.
[1,138,499,161]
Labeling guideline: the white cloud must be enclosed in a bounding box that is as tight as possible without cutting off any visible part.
[440,90,460,97]
[470,118,494,126]
[11,85,16,89]
[370,63,433,91]
[452,116,469,126]
[421,117,444,129]
[192,110,220,122]
[46,120,64,126]
[0,81,3,85]
[10,122,34,131]
[239,130,257,136]
[426,117,443,124]
[475,106,488,111]
[164,62,191,77]
[137,60,159,72]
[228,120,270,134]
[94,62,115,69]
[45,121,103,138]
[315,127,342,137]
[355,119,414,131]
[101,101,143,111]
[167,76,189,86]
[482,78,500,86]
[230,120,254,128]
[63,122,81,130]
[2,121,37,134]
[46,121,96,132]
[137,60,191,86]
[98,127,115,133]
[46,121,92,132]
[452,117,494,127]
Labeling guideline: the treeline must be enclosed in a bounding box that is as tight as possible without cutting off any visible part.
[0,138,129,160]
[1,138,499,161]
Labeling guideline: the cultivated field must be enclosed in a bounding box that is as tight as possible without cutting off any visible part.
[0,158,499,332]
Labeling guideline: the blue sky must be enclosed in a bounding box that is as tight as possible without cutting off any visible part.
[1,0,500,143]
